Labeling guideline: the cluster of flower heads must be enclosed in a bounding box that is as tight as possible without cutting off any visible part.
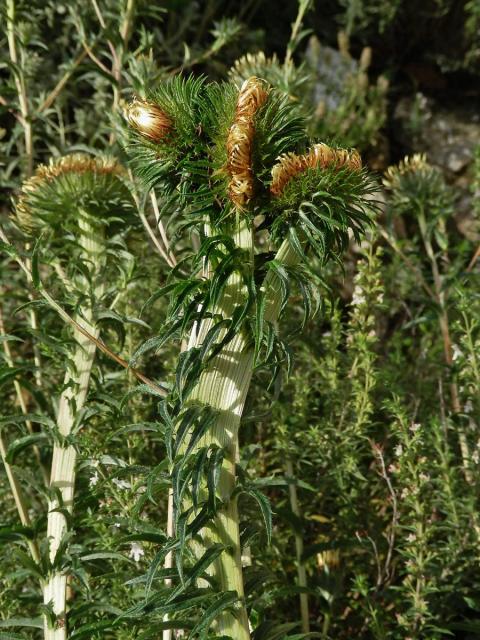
[15,154,124,231]
[122,76,364,211]
[270,143,362,197]
[226,76,269,208]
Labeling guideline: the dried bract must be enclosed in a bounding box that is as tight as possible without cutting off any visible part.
[271,143,362,197]
[124,99,172,143]
[227,76,269,208]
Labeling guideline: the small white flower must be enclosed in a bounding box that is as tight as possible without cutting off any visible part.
[410,422,421,433]
[89,472,99,487]
[452,344,462,361]
[419,472,430,483]
[129,542,144,563]
[112,478,131,490]
[464,400,473,414]
[352,284,366,306]
[406,532,416,543]
[113,521,121,528]
[472,451,479,464]
[394,444,403,457]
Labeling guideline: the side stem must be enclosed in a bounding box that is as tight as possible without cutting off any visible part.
[285,457,310,633]
[43,213,105,639]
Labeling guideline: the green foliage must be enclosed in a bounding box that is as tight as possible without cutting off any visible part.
[1,1,480,639]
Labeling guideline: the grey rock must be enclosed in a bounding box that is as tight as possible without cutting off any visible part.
[393,92,480,178]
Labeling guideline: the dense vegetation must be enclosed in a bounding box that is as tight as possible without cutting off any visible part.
[1,1,480,638]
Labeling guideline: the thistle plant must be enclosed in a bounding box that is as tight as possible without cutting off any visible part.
[123,74,375,637]
[13,153,134,638]
[383,155,473,480]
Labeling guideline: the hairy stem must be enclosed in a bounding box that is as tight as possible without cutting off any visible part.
[43,212,104,639]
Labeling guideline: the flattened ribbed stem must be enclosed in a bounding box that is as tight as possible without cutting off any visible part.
[44,212,104,639]
[184,224,299,638]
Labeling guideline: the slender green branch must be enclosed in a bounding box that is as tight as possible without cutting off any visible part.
[0,303,49,484]
[285,457,309,633]
[6,0,33,176]
[285,0,313,67]
[417,211,472,481]
[0,432,41,565]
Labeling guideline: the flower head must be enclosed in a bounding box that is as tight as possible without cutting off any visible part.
[227,76,269,208]
[124,99,172,143]
[270,143,362,197]
[15,154,127,232]
[383,153,428,191]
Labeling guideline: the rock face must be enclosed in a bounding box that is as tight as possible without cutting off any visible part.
[306,39,358,113]
[394,92,480,178]
[394,93,480,240]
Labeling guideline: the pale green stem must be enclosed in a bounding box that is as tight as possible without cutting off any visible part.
[6,0,33,176]
[285,0,312,67]
[184,228,299,638]
[43,212,105,639]
[285,458,309,633]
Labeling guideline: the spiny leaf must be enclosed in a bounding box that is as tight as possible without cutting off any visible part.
[5,433,49,464]
[0,618,43,630]
[166,544,224,603]
[244,488,273,545]
[189,591,238,637]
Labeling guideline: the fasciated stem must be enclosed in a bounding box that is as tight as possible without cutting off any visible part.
[43,212,104,639]
[183,226,300,638]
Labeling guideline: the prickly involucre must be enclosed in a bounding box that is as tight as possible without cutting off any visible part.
[15,153,133,233]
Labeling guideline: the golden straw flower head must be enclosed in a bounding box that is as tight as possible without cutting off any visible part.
[270,143,362,197]
[124,98,172,143]
[15,153,133,233]
[226,76,269,208]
